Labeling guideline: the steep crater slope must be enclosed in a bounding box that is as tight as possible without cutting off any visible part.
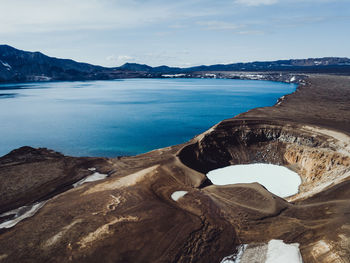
[179,119,350,201]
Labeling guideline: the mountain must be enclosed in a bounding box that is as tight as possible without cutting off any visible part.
[0,45,147,82]
[119,63,182,73]
[185,57,350,73]
[0,44,350,83]
[119,58,350,74]
[0,45,101,82]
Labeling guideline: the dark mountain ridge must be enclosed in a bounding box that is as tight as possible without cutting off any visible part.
[120,57,350,73]
[0,44,349,83]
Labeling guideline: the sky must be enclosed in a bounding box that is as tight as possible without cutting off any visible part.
[0,0,349,67]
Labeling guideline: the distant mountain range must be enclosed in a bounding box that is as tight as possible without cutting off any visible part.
[0,44,349,83]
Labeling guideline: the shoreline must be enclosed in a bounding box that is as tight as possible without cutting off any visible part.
[0,71,306,85]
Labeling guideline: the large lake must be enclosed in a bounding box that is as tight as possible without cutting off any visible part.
[0,79,296,157]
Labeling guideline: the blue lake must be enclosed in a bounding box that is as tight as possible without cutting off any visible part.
[0,78,296,157]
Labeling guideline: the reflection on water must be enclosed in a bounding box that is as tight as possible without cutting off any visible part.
[0,93,18,98]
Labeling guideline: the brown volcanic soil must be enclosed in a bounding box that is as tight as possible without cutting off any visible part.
[236,74,350,133]
[0,147,113,214]
[0,74,349,263]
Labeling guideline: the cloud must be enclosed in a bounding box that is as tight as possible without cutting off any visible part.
[238,30,265,35]
[197,21,243,30]
[106,55,135,66]
[0,0,209,34]
[234,0,279,6]
[168,24,188,29]
[196,21,265,35]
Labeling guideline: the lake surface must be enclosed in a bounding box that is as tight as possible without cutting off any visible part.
[0,78,296,157]
[207,164,301,197]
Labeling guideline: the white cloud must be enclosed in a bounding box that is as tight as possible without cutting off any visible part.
[196,21,265,35]
[106,55,135,66]
[238,30,265,35]
[235,0,279,6]
[197,21,243,30]
[0,0,210,34]
[169,24,188,29]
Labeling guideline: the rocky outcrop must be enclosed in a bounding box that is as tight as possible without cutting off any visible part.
[0,146,112,214]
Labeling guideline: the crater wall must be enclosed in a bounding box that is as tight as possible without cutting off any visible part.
[178,119,350,200]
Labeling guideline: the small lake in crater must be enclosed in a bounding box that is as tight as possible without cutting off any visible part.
[207,164,301,197]
[0,78,296,157]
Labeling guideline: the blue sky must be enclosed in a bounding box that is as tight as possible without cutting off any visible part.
[0,0,349,67]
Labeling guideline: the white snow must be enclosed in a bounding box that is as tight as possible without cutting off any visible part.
[221,245,247,263]
[241,74,265,80]
[205,73,217,78]
[88,167,97,171]
[0,60,12,70]
[0,170,108,229]
[276,95,285,106]
[171,191,188,201]
[207,163,301,197]
[32,75,52,81]
[220,241,302,263]
[73,172,108,187]
[0,201,47,229]
[265,240,303,263]
[161,74,186,78]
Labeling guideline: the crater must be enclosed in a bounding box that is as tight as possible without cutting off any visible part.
[178,119,350,200]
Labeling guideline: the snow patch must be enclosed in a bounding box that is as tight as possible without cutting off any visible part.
[31,75,52,81]
[0,201,47,229]
[162,74,186,78]
[171,191,188,201]
[221,244,247,263]
[241,74,265,80]
[221,241,302,263]
[276,95,285,106]
[265,240,303,263]
[0,170,108,229]
[0,60,12,70]
[73,172,108,187]
[207,163,301,197]
[205,73,217,78]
